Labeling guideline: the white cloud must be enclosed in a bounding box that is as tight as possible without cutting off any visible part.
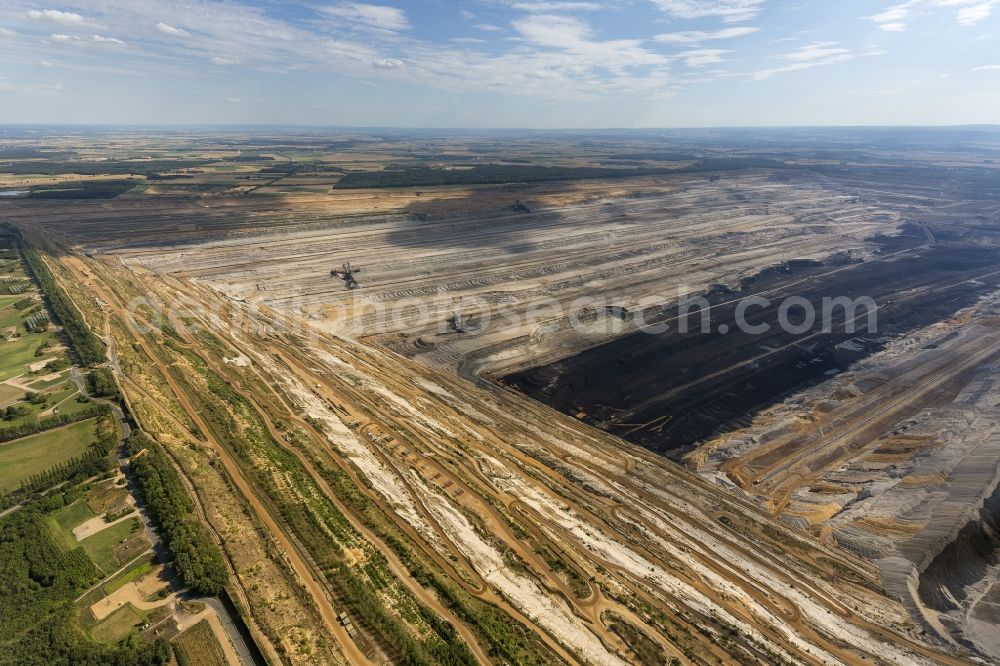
[868,4,913,23]
[49,34,127,46]
[475,23,503,31]
[0,27,16,36]
[509,1,605,10]
[48,33,126,46]
[512,13,667,65]
[650,0,767,22]
[655,26,759,43]
[973,64,1000,70]
[865,0,999,30]
[156,22,190,37]
[91,34,125,45]
[865,1,918,30]
[512,14,590,47]
[677,48,730,66]
[225,97,241,102]
[5,1,381,81]
[954,1,996,25]
[321,3,410,33]
[1,0,678,104]
[782,41,850,62]
[25,9,98,27]
[753,41,853,79]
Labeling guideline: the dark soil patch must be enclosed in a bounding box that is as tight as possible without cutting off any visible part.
[504,240,1000,455]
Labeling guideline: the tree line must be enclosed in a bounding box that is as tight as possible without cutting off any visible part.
[124,431,228,596]
[0,403,111,444]
[0,414,118,511]
[88,367,121,400]
[17,237,105,365]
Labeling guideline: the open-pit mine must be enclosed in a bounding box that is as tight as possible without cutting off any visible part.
[2,127,999,665]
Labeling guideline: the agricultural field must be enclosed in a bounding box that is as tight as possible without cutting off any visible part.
[78,516,145,575]
[0,252,63,381]
[16,472,223,661]
[87,477,132,515]
[172,620,229,666]
[51,496,97,535]
[0,382,24,405]
[0,337,60,383]
[25,368,73,390]
[90,604,151,643]
[0,483,171,664]
[0,310,61,381]
[44,484,148,580]
[1,384,88,428]
[0,417,101,493]
[101,554,156,596]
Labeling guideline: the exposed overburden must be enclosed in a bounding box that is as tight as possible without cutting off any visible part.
[5,130,1000,664]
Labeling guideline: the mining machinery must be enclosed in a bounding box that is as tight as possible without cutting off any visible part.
[331,262,361,289]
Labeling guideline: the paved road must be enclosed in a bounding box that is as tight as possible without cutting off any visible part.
[185,595,261,666]
[0,503,24,519]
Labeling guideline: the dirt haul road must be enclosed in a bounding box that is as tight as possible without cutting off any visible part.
[16,205,979,666]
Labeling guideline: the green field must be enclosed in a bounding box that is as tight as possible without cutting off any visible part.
[27,369,72,391]
[102,554,157,595]
[0,417,99,492]
[90,603,145,643]
[0,301,29,329]
[49,390,94,419]
[0,331,59,382]
[1,385,83,429]
[0,382,24,405]
[54,497,98,533]
[47,497,100,552]
[0,242,72,382]
[172,620,228,666]
[79,517,142,574]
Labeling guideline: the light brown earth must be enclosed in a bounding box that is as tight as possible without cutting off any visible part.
[7,168,992,665]
[72,508,138,541]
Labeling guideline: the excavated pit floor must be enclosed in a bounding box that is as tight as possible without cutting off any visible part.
[504,239,1000,455]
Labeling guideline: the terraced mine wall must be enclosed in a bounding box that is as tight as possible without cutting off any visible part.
[918,482,1000,613]
[505,240,1000,455]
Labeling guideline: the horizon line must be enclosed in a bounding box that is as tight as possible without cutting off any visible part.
[1,123,999,132]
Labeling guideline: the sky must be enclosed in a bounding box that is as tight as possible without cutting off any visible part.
[0,0,998,127]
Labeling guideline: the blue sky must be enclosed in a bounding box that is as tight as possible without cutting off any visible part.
[0,0,998,127]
